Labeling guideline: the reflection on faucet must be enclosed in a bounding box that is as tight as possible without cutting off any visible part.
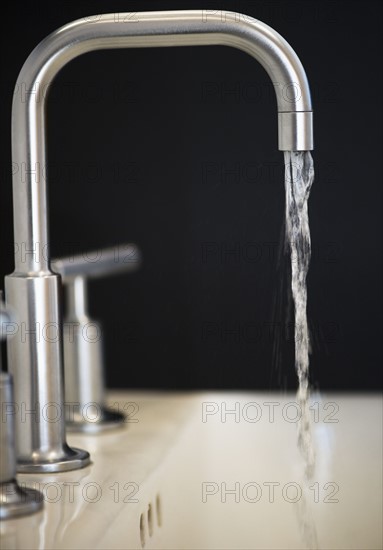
[16,466,91,548]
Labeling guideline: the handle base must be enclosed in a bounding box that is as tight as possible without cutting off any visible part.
[16,448,90,474]
[0,481,43,519]
[66,408,126,434]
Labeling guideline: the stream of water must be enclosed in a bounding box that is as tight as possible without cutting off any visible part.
[284,150,315,477]
[284,151,317,548]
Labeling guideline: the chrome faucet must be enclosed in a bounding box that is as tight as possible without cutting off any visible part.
[0,296,43,517]
[5,10,313,472]
[53,244,141,433]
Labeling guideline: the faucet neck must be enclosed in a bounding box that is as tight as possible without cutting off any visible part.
[11,10,312,274]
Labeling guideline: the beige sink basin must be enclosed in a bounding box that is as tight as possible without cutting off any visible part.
[1,392,382,549]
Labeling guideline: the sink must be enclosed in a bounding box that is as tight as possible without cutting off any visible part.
[1,392,381,549]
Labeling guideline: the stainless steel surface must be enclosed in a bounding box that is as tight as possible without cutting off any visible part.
[53,245,141,433]
[5,10,313,468]
[0,480,43,520]
[10,10,313,275]
[0,373,17,484]
[0,306,13,335]
[52,244,141,281]
[4,275,90,473]
[0,371,43,517]
[278,111,313,152]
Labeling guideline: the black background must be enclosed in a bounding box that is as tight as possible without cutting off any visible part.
[0,1,382,391]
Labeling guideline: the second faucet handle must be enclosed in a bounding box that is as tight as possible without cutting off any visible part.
[53,244,141,433]
[52,243,141,281]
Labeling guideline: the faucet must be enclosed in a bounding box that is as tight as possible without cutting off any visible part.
[5,10,313,472]
[52,244,141,433]
[0,296,43,517]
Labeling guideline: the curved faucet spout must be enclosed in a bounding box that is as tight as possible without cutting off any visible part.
[6,11,314,472]
[12,10,313,274]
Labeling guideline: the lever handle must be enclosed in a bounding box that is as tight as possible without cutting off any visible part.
[52,243,141,280]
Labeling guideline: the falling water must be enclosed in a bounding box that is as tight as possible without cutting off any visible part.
[284,152,317,549]
[284,151,315,476]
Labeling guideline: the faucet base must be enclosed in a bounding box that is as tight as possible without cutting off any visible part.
[66,408,126,434]
[16,448,90,474]
[0,480,43,519]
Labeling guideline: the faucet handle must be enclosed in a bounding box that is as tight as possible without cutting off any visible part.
[52,244,141,433]
[52,243,141,281]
